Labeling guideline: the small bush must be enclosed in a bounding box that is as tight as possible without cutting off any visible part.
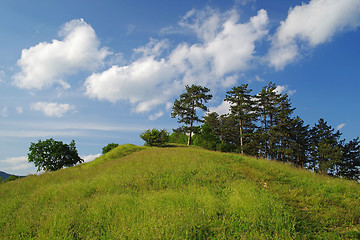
[140,129,170,146]
[102,143,119,155]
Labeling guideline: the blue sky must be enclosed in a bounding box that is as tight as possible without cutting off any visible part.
[1,0,360,176]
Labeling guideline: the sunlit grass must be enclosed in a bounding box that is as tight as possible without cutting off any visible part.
[0,145,359,239]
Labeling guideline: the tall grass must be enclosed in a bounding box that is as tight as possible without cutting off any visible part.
[0,144,359,239]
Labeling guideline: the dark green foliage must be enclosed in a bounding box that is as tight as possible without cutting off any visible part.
[224,84,257,154]
[102,143,119,154]
[287,117,310,167]
[170,83,360,180]
[171,84,212,145]
[140,128,170,146]
[28,138,83,172]
[216,142,236,152]
[4,175,21,182]
[309,119,342,175]
[193,124,221,150]
[203,112,223,140]
[169,129,188,145]
[339,137,360,180]
[255,82,296,160]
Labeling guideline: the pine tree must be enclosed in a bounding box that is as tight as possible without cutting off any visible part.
[218,114,239,152]
[171,85,212,145]
[270,93,295,161]
[309,119,342,175]
[255,82,283,159]
[288,116,310,167]
[224,84,256,154]
[203,112,222,140]
[339,137,360,180]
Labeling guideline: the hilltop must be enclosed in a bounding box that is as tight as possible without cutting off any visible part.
[0,144,359,239]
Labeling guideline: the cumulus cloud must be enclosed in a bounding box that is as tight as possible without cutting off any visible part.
[31,102,76,117]
[13,19,111,90]
[209,101,231,115]
[85,56,178,113]
[85,8,269,113]
[173,8,268,79]
[268,0,360,70]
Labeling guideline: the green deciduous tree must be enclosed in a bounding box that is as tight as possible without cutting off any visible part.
[171,84,212,145]
[102,143,119,154]
[193,123,221,150]
[140,128,170,146]
[28,138,83,172]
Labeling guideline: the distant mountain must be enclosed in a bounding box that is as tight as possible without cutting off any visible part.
[0,171,12,181]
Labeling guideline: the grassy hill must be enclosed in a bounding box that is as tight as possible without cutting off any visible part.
[0,144,359,239]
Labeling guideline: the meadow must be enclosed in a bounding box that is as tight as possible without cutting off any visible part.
[0,144,359,239]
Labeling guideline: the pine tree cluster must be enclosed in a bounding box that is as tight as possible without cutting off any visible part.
[171,83,360,181]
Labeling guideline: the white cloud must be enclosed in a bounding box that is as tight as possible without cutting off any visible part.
[31,102,76,117]
[1,156,36,175]
[274,85,296,96]
[275,85,287,94]
[2,156,28,164]
[209,101,231,115]
[1,106,8,117]
[85,56,178,113]
[268,0,360,70]
[85,9,269,113]
[81,153,101,163]
[222,75,238,87]
[149,111,164,121]
[337,123,346,130]
[173,8,269,78]
[13,18,111,90]
[133,38,169,58]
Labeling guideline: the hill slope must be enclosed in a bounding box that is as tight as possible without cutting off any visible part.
[0,144,359,239]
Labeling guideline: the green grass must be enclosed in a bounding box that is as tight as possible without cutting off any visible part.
[0,144,359,239]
